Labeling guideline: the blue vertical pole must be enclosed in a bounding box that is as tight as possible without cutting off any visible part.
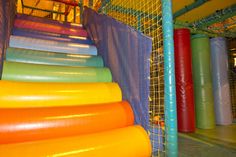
[161,0,178,157]
[137,15,141,31]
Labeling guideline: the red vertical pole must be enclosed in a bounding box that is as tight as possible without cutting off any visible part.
[174,28,195,132]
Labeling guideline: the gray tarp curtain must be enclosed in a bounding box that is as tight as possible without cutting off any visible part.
[83,7,152,130]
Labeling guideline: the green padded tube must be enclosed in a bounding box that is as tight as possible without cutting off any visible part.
[6,47,104,67]
[191,34,215,129]
[2,61,112,83]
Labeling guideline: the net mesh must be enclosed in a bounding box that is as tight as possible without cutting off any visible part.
[101,0,165,156]
[228,38,236,121]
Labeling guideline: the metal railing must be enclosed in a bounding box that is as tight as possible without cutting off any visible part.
[18,0,90,23]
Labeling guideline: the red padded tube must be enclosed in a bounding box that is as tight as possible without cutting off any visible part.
[174,28,195,132]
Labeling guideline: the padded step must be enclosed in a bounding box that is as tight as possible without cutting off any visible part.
[14,18,87,37]
[16,14,83,28]
[12,28,93,45]
[2,61,111,82]
[0,125,151,157]
[9,35,97,55]
[0,81,122,108]
[0,101,134,144]
[6,48,103,67]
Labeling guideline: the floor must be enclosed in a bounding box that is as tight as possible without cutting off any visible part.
[179,124,236,157]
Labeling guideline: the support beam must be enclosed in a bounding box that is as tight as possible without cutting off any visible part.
[173,0,208,19]
[192,4,236,28]
[174,20,236,38]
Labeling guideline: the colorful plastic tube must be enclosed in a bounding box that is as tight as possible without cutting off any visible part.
[12,28,93,45]
[0,81,122,108]
[14,18,87,37]
[9,36,97,55]
[210,37,232,125]
[0,125,151,157]
[174,29,195,132]
[6,47,103,67]
[191,34,215,129]
[16,13,83,28]
[2,61,111,82]
[0,101,134,144]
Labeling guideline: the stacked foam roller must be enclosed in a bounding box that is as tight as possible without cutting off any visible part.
[174,28,233,130]
[0,14,151,156]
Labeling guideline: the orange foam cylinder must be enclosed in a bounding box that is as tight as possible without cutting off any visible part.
[0,101,134,144]
[0,81,122,108]
[0,125,152,157]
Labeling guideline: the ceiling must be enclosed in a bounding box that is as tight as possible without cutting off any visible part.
[173,0,235,22]
[172,0,236,37]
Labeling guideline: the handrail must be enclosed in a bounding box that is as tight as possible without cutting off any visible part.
[23,5,65,15]
[49,0,78,7]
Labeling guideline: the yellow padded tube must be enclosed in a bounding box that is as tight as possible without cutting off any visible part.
[0,81,122,108]
[0,125,152,157]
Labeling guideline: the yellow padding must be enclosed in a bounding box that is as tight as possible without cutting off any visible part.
[0,81,122,108]
[0,125,151,157]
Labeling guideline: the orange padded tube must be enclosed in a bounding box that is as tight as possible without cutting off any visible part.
[0,101,134,144]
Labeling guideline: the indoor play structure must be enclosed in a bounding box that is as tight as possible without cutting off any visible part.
[0,1,153,157]
[1,0,236,157]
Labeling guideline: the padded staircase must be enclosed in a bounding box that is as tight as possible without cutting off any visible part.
[0,14,151,156]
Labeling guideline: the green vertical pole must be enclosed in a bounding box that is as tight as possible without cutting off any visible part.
[161,0,178,156]
[191,34,215,129]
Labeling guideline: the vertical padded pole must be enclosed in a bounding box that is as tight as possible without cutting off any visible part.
[161,0,178,156]
[210,37,232,125]
[191,34,215,129]
[174,28,195,132]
